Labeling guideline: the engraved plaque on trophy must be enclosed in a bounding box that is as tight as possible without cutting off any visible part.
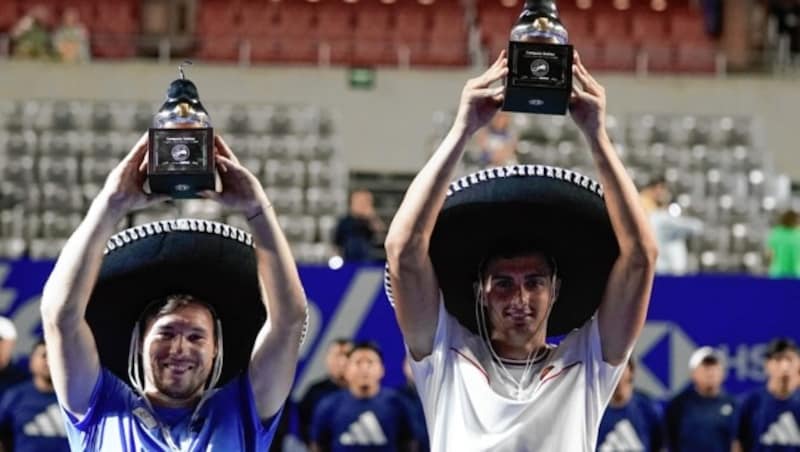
[503,0,573,115]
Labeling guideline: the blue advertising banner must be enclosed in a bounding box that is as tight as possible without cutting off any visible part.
[1,259,798,402]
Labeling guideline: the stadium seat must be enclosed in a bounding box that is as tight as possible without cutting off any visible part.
[266,187,305,215]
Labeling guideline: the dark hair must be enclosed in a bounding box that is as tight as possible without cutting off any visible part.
[765,337,799,359]
[140,294,218,339]
[347,341,383,362]
[479,239,558,280]
[331,338,354,348]
[31,338,45,353]
[778,210,798,228]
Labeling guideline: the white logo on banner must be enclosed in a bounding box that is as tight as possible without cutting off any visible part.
[633,322,697,398]
[598,419,645,452]
[761,412,800,446]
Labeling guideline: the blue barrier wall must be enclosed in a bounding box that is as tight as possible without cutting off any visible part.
[1,259,798,401]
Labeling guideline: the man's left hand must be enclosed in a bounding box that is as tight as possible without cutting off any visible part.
[569,51,607,140]
[200,135,269,217]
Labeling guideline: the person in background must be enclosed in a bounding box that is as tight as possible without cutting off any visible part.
[666,346,738,452]
[298,339,354,445]
[10,4,53,60]
[639,177,703,275]
[766,209,800,278]
[735,337,800,452]
[0,317,28,398]
[596,360,664,452]
[52,7,90,63]
[0,339,69,452]
[310,342,416,452]
[475,111,518,167]
[334,190,386,262]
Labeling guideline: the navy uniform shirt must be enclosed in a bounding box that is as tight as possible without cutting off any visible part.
[311,388,414,452]
[737,387,800,452]
[597,391,664,452]
[0,381,70,452]
[666,386,737,452]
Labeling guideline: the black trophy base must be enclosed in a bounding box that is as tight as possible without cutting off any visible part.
[502,41,573,116]
[149,173,215,199]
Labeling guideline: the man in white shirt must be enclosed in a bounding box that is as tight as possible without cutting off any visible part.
[383,46,658,452]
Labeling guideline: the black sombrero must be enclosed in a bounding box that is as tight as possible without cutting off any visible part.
[86,219,265,387]
[386,164,619,337]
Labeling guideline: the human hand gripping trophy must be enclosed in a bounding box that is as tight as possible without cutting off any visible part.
[147,61,216,198]
[503,0,574,115]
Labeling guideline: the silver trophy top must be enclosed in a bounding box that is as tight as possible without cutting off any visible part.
[510,0,569,44]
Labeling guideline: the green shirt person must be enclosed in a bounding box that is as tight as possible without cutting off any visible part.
[767,210,800,278]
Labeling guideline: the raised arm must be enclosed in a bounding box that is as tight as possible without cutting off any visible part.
[40,134,165,419]
[203,136,307,421]
[384,52,507,359]
[569,52,659,365]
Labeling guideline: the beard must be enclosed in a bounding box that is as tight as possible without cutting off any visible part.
[152,364,209,400]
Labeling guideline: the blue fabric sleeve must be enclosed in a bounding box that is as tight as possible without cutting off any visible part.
[60,368,109,432]
[240,371,283,440]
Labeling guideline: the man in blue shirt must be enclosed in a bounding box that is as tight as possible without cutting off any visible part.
[311,342,416,452]
[299,338,354,445]
[735,338,800,452]
[597,360,664,452]
[0,339,69,452]
[40,134,309,451]
[666,346,738,452]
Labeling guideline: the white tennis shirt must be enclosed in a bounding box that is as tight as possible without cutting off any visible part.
[408,301,627,452]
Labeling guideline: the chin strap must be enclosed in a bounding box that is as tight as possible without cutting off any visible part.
[474,271,558,399]
[126,318,225,451]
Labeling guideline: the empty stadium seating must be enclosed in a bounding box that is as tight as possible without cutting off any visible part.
[423,107,788,276]
[477,0,719,74]
[0,99,345,263]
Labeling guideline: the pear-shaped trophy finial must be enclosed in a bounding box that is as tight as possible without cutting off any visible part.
[511,0,568,44]
[148,61,215,198]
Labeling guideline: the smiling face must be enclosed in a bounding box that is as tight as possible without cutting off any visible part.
[141,301,217,404]
[480,252,559,351]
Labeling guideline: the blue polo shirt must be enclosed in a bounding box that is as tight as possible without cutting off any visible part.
[666,386,738,452]
[62,368,281,451]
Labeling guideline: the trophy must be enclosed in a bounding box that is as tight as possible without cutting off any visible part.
[148,61,215,198]
[502,0,573,115]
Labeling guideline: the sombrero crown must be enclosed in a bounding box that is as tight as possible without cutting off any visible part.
[386,164,619,336]
[87,218,265,387]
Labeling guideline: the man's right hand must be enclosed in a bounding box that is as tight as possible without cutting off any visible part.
[97,132,167,221]
[453,50,508,137]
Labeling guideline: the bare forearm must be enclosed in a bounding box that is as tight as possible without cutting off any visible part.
[247,198,307,327]
[587,131,657,258]
[386,124,469,252]
[41,194,123,323]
